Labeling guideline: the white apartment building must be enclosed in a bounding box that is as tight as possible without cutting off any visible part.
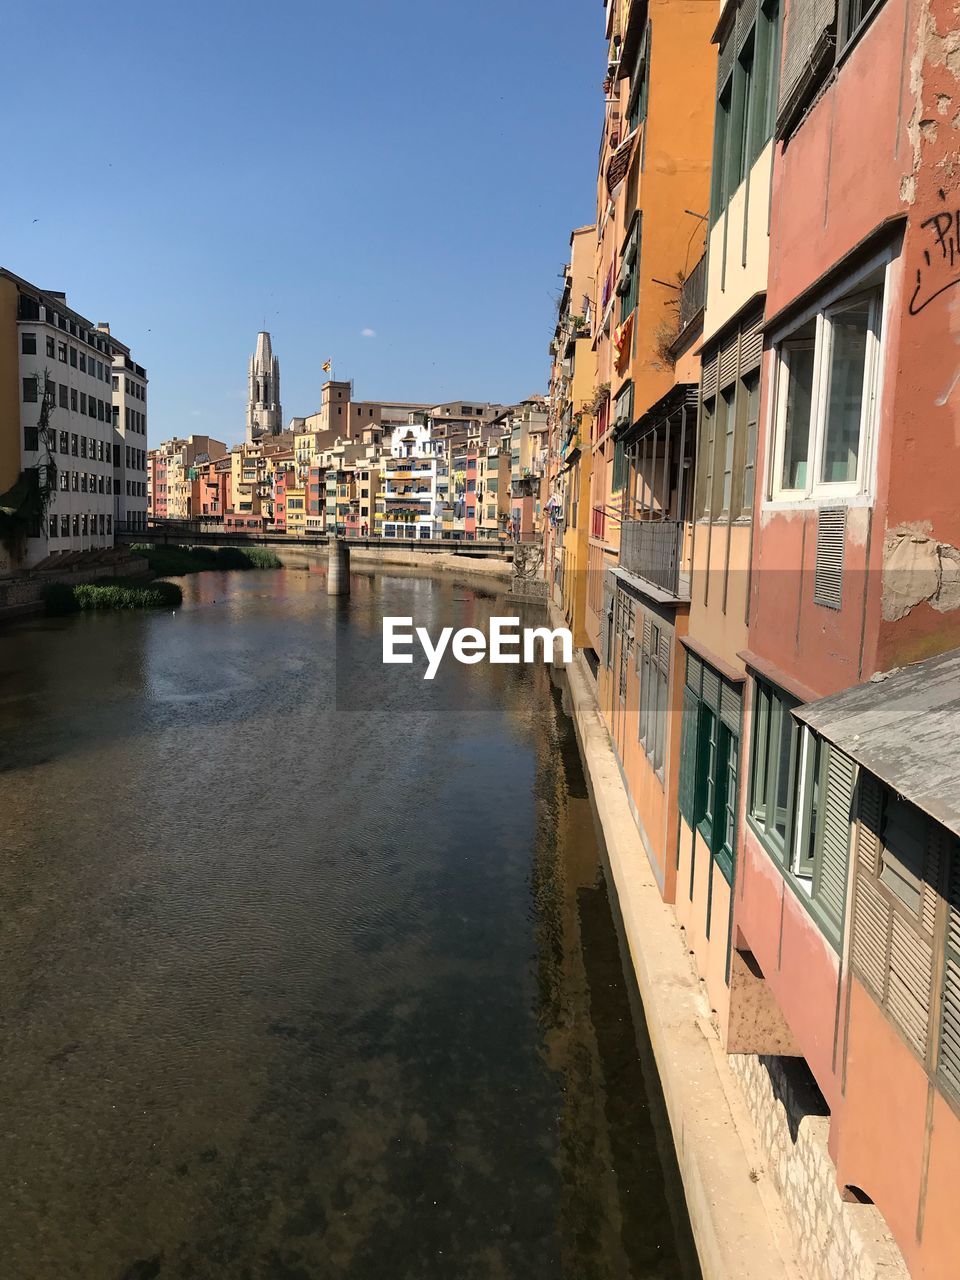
[2,270,136,569]
[380,416,446,540]
[111,340,149,532]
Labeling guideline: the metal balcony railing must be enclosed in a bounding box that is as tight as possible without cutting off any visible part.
[619,518,688,598]
[678,254,706,336]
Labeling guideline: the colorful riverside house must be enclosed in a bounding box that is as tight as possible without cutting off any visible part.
[270,463,295,534]
[305,463,326,535]
[546,225,597,647]
[464,447,478,540]
[285,487,306,536]
[382,420,439,540]
[476,443,510,543]
[713,0,960,1269]
[672,0,783,1040]
[592,0,717,903]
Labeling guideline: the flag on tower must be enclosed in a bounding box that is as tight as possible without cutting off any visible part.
[322,359,332,373]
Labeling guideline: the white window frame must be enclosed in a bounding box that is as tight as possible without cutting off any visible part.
[769,290,882,502]
[764,247,895,508]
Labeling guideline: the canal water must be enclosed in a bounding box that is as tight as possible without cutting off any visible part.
[0,568,699,1280]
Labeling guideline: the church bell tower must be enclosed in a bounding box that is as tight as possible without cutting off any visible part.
[246,331,282,442]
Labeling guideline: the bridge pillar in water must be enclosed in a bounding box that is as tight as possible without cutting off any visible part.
[327,538,350,596]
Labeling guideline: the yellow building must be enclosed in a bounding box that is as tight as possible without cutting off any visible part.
[546,225,597,646]
[285,487,306,536]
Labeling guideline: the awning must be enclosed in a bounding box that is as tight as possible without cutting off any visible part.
[794,647,960,838]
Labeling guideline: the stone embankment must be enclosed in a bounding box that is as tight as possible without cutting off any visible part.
[0,549,151,622]
[549,598,907,1280]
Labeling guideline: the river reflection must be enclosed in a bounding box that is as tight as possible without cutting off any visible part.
[0,569,699,1280]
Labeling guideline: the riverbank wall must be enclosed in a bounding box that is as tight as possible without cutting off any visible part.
[0,553,151,623]
[279,544,513,581]
[553,620,906,1280]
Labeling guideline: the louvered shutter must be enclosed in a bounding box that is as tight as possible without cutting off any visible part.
[778,0,837,126]
[737,0,760,52]
[852,774,889,997]
[852,774,936,1059]
[740,318,764,373]
[857,772,882,875]
[922,826,946,935]
[888,914,934,1057]
[701,352,718,400]
[814,747,856,938]
[717,30,736,94]
[702,664,721,713]
[720,681,742,733]
[679,686,700,825]
[939,845,960,1097]
[852,874,890,1000]
[685,652,703,693]
[718,336,739,389]
[657,630,671,676]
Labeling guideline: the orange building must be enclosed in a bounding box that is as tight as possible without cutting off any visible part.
[590,0,718,901]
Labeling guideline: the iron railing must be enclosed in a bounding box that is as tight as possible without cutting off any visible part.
[619,518,687,597]
[678,253,707,335]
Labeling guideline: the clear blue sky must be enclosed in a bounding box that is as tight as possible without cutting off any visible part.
[2,1,603,447]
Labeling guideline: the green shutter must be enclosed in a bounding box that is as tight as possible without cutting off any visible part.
[679,686,700,825]
[702,665,720,713]
[720,680,742,732]
[685,651,703,693]
[813,745,855,940]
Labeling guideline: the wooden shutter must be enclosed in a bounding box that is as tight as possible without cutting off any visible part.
[939,847,960,1097]
[718,336,739,389]
[852,773,936,1059]
[740,318,764,374]
[813,746,855,935]
[686,651,703,693]
[701,351,718,400]
[702,664,720,713]
[857,771,882,875]
[888,913,934,1057]
[679,686,700,825]
[720,681,742,733]
[853,874,890,1000]
[657,629,671,676]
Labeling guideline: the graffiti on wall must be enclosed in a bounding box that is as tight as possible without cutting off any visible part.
[909,188,960,315]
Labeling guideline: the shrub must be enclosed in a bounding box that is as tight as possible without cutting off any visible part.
[241,547,282,569]
[132,544,282,575]
[44,578,183,614]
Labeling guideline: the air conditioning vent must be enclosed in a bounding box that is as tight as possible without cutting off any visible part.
[814,506,846,609]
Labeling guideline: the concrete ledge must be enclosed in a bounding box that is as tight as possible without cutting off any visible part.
[562,646,804,1280]
[344,546,512,578]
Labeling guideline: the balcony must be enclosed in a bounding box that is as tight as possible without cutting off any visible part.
[675,253,706,345]
[619,518,689,599]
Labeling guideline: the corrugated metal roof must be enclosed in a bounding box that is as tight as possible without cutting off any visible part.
[794,647,960,838]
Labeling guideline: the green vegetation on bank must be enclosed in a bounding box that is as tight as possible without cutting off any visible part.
[129,544,283,576]
[43,579,184,616]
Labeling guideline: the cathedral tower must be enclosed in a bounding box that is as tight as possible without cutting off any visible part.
[246,331,282,442]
